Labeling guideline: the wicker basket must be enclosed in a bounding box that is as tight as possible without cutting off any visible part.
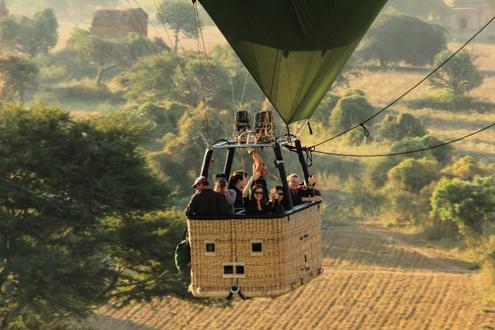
[187,203,322,298]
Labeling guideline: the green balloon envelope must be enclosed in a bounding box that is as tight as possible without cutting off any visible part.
[198,0,388,124]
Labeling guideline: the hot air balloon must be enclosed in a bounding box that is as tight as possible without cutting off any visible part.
[183,0,387,299]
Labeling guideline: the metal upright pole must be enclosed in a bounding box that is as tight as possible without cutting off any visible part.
[200,149,214,177]
[273,143,293,210]
[294,140,310,185]
[223,148,236,178]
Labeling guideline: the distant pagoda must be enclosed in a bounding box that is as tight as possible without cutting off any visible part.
[447,0,495,33]
[90,8,148,38]
[0,0,9,18]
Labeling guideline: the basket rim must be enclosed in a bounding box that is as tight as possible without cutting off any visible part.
[187,201,320,221]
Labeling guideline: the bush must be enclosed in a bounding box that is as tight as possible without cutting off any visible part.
[38,64,67,84]
[369,135,453,189]
[431,176,495,237]
[35,49,97,81]
[54,79,122,102]
[378,112,426,141]
[328,93,375,145]
[387,158,440,193]
[442,156,487,180]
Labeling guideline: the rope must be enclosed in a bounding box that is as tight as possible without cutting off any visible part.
[193,2,231,141]
[239,70,249,106]
[130,0,169,50]
[313,121,495,158]
[112,0,160,57]
[311,15,495,149]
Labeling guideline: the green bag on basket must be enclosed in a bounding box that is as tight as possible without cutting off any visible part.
[175,228,190,272]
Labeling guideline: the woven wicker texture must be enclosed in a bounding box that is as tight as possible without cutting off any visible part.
[188,203,322,298]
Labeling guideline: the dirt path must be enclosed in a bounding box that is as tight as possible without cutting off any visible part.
[93,221,495,329]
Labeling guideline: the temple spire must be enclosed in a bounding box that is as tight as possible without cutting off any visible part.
[0,0,9,18]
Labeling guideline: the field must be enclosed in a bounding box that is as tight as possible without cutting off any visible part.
[80,31,494,330]
[91,219,495,329]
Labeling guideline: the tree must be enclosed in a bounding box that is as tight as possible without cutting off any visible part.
[157,0,197,52]
[0,55,38,102]
[328,93,375,145]
[387,158,439,193]
[429,50,483,97]
[369,135,453,188]
[378,112,426,142]
[0,104,188,328]
[98,101,187,151]
[431,177,495,236]
[209,46,265,113]
[358,15,446,68]
[121,53,179,104]
[68,28,158,86]
[442,156,487,180]
[151,103,233,197]
[0,9,58,57]
[122,50,234,108]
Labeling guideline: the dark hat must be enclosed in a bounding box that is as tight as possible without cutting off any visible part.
[192,176,208,188]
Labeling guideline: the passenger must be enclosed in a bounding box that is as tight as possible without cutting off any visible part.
[248,149,268,204]
[185,176,233,217]
[228,170,248,208]
[299,175,322,202]
[287,173,303,205]
[244,184,270,215]
[287,173,321,205]
[214,174,236,212]
[267,186,285,213]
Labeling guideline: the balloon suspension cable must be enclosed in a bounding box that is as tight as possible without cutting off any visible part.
[153,0,197,105]
[113,0,159,57]
[239,71,249,106]
[313,121,495,158]
[193,2,234,141]
[310,15,495,150]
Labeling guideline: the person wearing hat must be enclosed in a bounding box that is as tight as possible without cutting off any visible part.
[185,176,233,217]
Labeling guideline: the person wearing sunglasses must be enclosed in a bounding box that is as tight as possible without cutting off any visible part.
[244,184,270,215]
[267,186,285,214]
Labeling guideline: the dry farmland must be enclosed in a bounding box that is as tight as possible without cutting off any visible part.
[92,220,495,329]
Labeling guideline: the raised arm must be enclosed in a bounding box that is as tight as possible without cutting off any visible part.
[243,172,261,198]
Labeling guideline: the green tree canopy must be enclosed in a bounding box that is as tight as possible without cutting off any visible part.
[387,158,440,193]
[328,93,375,145]
[157,0,197,52]
[0,9,58,57]
[378,112,426,142]
[431,177,495,236]
[358,15,446,67]
[68,28,159,86]
[369,135,454,188]
[122,50,235,109]
[442,156,487,180]
[429,50,483,97]
[0,103,188,328]
[151,103,232,197]
[0,55,38,102]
